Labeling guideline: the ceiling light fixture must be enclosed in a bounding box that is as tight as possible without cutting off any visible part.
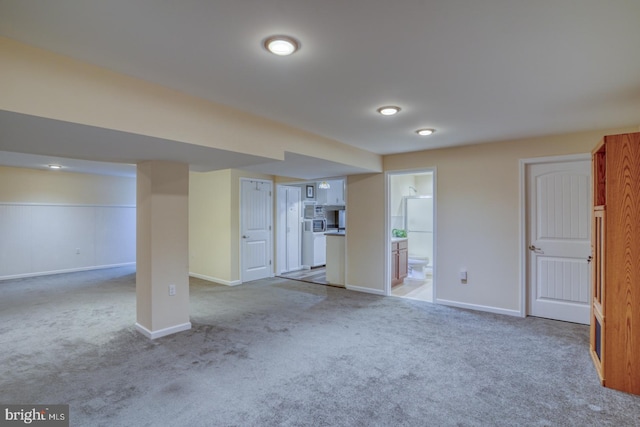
[263,35,300,56]
[416,128,435,136]
[48,164,62,169]
[377,106,401,116]
[318,181,331,189]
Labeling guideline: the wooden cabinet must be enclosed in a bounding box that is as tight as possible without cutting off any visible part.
[391,238,408,287]
[590,132,640,395]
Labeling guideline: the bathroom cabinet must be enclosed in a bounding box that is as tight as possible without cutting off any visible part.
[589,132,640,395]
[391,238,408,286]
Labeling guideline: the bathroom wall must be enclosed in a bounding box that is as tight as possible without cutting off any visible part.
[389,174,415,230]
[415,174,433,196]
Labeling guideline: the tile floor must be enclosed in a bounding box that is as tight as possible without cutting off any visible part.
[392,277,433,302]
[278,267,329,285]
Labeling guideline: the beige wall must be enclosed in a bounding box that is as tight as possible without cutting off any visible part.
[136,161,190,336]
[229,170,273,282]
[0,165,135,205]
[1,37,381,173]
[346,127,637,312]
[189,170,232,283]
[189,169,272,285]
[345,173,386,293]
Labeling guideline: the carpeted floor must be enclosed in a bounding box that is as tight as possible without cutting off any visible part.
[1,266,639,426]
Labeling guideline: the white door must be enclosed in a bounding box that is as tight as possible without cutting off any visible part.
[527,159,591,324]
[276,185,301,274]
[241,179,273,282]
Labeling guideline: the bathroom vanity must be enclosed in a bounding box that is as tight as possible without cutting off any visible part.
[391,237,408,286]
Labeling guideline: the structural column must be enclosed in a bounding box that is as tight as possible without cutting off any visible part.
[135,160,191,339]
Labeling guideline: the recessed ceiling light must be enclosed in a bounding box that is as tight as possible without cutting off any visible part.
[48,164,63,169]
[377,106,401,116]
[416,128,435,136]
[263,35,300,56]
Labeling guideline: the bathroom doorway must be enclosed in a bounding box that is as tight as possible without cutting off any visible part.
[387,169,435,302]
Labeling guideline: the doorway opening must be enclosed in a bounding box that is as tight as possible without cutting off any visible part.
[275,178,346,286]
[387,169,435,302]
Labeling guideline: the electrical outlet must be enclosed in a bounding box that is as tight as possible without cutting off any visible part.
[168,285,176,296]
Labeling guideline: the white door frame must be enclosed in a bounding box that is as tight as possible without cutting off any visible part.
[240,178,274,282]
[384,167,437,298]
[518,153,591,318]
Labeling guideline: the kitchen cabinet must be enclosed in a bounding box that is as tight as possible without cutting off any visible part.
[391,238,408,286]
[302,230,326,268]
[317,179,345,205]
[590,132,640,395]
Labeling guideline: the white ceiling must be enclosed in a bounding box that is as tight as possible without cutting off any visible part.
[1,0,640,177]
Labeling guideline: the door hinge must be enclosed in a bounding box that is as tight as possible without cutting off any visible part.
[269,225,272,231]
[269,260,272,265]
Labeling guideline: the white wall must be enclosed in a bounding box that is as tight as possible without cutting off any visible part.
[0,166,136,280]
[389,174,414,230]
[0,204,135,279]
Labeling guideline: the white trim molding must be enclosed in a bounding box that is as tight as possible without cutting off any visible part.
[135,322,192,340]
[436,299,522,318]
[345,284,385,296]
[189,272,241,286]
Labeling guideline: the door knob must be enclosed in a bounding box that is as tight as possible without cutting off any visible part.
[587,255,593,263]
[528,245,540,251]
[242,235,250,239]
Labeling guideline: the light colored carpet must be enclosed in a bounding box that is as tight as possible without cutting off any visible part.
[1,266,639,426]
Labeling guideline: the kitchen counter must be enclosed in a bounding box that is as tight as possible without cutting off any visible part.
[325,231,346,286]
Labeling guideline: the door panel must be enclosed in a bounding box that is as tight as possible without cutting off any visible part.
[527,160,591,324]
[285,187,301,272]
[241,179,272,282]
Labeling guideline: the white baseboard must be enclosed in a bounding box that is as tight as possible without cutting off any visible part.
[0,262,136,281]
[189,272,241,286]
[345,284,385,296]
[436,298,522,317]
[135,322,192,340]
